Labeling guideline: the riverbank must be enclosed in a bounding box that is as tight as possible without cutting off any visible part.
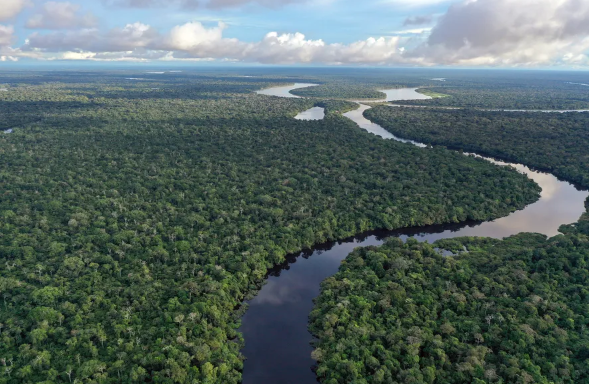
[240,85,588,384]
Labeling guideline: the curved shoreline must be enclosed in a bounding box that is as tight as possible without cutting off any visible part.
[240,84,588,384]
[255,83,319,98]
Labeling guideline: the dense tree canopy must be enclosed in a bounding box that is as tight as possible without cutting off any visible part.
[310,84,589,384]
[394,81,589,110]
[310,210,589,384]
[0,71,540,383]
[291,84,388,100]
[365,107,589,187]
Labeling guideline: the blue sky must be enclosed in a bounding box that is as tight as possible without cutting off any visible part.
[9,0,451,43]
[1,0,589,67]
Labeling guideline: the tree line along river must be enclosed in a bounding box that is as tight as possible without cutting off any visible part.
[242,84,589,384]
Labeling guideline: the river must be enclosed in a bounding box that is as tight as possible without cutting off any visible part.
[255,83,318,98]
[295,107,325,121]
[241,85,589,384]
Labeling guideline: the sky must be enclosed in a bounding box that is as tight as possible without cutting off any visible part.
[1,0,589,68]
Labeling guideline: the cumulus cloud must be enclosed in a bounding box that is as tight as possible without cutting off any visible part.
[17,0,589,67]
[205,0,307,9]
[0,24,38,62]
[244,33,404,64]
[101,0,307,9]
[245,32,325,63]
[25,22,162,52]
[108,22,160,50]
[384,0,452,8]
[165,21,227,50]
[24,21,407,64]
[26,2,98,30]
[171,32,404,65]
[411,0,589,66]
[0,0,30,22]
[393,28,431,36]
[0,25,15,46]
[101,0,197,8]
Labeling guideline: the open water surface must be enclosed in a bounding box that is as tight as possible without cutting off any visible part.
[240,85,589,384]
[295,107,325,121]
[255,83,318,98]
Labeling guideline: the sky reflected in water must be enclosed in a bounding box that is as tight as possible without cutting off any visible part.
[240,86,589,384]
[295,107,325,121]
[255,83,318,98]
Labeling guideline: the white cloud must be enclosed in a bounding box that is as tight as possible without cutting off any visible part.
[0,24,14,53]
[247,32,326,64]
[26,2,98,30]
[0,0,30,22]
[411,0,589,66]
[205,0,308,9]
[165,21,226,50]
[24,21,407,64]
[392,28,432,35]
[24,22,159,52]
[0,25,15,47]
[0,24,41,61]
[60,50,96,60]
[17,0,589,67]
[101,0,308,9]
[101,0,194,8]
[106,22,159,50]
[382,0,453,8]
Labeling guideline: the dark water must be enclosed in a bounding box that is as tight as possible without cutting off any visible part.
[240,87,589,384]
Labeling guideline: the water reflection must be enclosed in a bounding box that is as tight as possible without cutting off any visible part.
[343,88,431,144]
[295,107,325,121]
[253,279,306,305]
[240,86,589,384]
[483,157,560,200]
[255,83,318,98]
[379,88,431,102]
[343,93,587,238]
[343,104,426,146]
[240,236,382,384]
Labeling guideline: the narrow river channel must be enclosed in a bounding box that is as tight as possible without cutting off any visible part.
[240,85,589,384]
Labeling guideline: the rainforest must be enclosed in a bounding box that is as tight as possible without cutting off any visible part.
[0,68,588,384]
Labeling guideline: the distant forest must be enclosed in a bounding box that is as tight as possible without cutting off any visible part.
[0,70,542,383]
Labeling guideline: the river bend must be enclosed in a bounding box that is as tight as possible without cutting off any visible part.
[241,85,589,384]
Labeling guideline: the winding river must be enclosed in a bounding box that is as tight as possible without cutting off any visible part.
[255,83,319,98]
[241,85,589,384]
